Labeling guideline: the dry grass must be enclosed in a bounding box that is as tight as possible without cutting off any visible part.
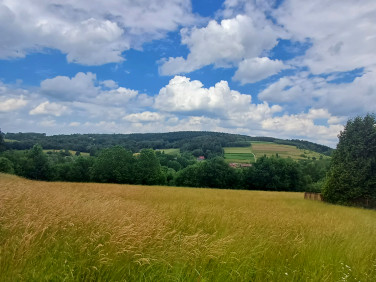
[1,173,375,281]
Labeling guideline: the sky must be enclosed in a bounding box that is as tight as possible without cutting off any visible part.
[0,0,375,147]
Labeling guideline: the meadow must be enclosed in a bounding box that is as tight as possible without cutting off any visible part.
[155,148,180,155]
[223,146,255,163]
[1,173,375,281]
[251,142,326,160]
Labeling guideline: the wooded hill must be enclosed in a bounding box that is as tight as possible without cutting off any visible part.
[4,131,333,157]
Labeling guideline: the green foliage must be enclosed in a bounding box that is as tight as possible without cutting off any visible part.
[322,114,376,204]
[243,156,306,191]
[23,144,51,180]
[135,149,165,185]
[0,129,5,152]
[0,157,14,173]
[176,157,240,189]
[91,146,135,184]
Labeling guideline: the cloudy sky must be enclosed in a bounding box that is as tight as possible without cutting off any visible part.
[1,0,375,147]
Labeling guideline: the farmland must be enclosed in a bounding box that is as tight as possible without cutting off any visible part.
[1,173,375,281]
[251,142,327,160]
[224,142,328,164]
[223,146,255,163]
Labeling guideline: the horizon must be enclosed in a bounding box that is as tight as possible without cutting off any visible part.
[3,130,334,148]
[1,0,375,147]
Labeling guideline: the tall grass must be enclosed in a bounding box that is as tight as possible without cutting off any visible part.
[1,173,375,281]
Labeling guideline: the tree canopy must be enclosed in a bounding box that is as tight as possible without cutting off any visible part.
[322,114,376,204]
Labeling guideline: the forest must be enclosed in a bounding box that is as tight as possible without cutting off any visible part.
[3,131,333,157]
[0,130,330,192]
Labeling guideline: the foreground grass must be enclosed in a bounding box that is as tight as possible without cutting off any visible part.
[1,174,375,281]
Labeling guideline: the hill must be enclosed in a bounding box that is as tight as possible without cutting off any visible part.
[3,131,333,157]
[1,173,375,281]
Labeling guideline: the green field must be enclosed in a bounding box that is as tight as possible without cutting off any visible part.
[4,139,19,143]
[224,146,255,163]
[225,143,327,163]
[251,142,326,160]
[1,173,375,281]
[43,149,90,157]
[155,148,180,155]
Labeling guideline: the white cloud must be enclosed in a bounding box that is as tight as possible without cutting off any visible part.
[0,0,197,65]
[0,96,27,112]
[100,80,118,89]
[233,57,286,84]
[262,111,344,147]
[41,72,99,101]
[154,76,255,117]
[123,111,165,123]
[29,101,69,116]
[258,70,376,116]
[160,14,280,76]
[274,0,376,74]
[69,122,80,127]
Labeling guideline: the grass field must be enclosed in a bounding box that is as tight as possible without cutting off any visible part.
[224,147,255,163]
[1,174,375,281]
[3,139,19,143]
[43,149,90,157]
[251,142,326,160]
[156,148,180,155]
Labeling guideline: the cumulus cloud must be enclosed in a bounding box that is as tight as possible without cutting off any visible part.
[274,0,376,74]
[41,72,99,101]
[258,70,376,116]
[233,57,287,84]
[261,111,344,147]
[29,101,69,116]
[0,0,197,65]
[0,96,27,112]
[160,14,280,77]
[123,111,165,123]
[154,76,255,117]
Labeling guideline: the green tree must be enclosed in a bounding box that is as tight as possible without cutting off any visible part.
[24,144,51,180]
[0,129,5,152]
[135,149,165,185]
[0,157,14,173]
[91,146,135,184]
[322,114,376,204]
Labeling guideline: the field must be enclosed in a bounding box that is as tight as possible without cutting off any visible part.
[1,174,375,281]
[224,146,255,163]
[43,149,90,157]
[251,142,327,160]
[155,148,180,155]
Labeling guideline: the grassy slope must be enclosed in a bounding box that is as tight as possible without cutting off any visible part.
[1,174,375,281]
[223,146,255,163]
[224,142,328,163]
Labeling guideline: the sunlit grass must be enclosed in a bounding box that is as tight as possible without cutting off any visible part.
[1,173,375,281]
[251,143,327,160]
[155,148,180,155]
[224,146,255,163]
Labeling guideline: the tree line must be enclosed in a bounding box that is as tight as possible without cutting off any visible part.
[0,142,329,192]
[4,131,333,157]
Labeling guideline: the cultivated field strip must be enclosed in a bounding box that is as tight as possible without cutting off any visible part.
[1,173,375,281]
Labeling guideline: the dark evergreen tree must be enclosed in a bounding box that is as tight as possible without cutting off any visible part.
[322,114,376,204]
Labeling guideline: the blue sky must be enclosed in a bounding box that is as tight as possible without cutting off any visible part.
[1,0,375,147]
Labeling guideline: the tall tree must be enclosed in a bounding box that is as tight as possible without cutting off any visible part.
[322,114,376,204]
[91,146,135,184]
[135,149,165,185]
[0,129,5,152]
[24,144,51,180]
